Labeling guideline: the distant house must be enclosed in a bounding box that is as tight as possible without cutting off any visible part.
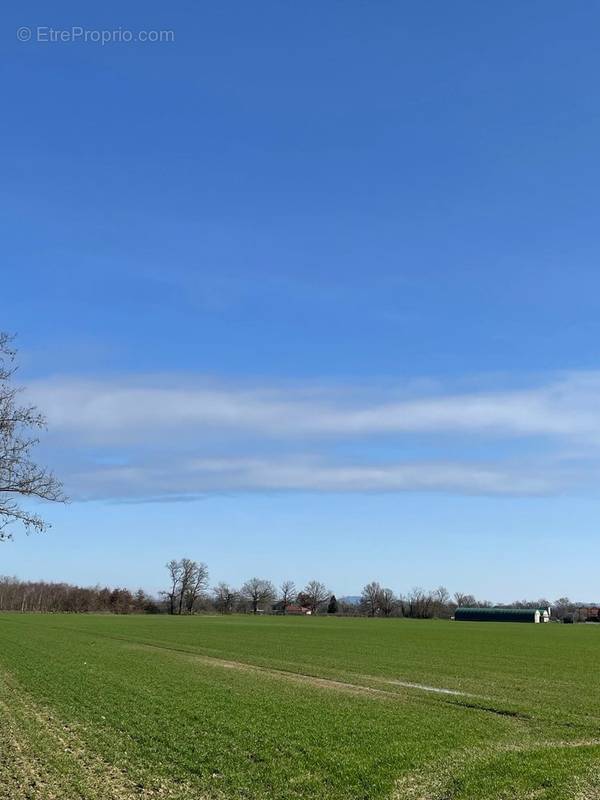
[271,601,312,615]
[285,604,311,615]
[455,607,550,623]
[580,606,600,622]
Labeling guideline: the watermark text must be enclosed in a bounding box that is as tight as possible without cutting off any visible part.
[17,26,175,45]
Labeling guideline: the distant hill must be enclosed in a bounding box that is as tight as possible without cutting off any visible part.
[340,595,361,605]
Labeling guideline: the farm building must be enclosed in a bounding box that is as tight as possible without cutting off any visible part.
[455,607,549,623]
[272,601,312,615]
[285,605,312,615]
[580,606,600,622]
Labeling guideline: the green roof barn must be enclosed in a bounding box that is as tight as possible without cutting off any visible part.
[455,607,545,623]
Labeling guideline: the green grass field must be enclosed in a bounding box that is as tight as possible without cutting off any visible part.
[0,614,599,799]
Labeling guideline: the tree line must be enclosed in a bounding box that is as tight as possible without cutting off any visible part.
[0,562,590,621]
[161,561,334,616]
[162,565,567,619]
[0,576,158,614]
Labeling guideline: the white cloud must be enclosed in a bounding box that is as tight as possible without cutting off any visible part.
[185,458,564,495]
[67,457,565,500]
[25,372,600,499]
[27,372,600,442]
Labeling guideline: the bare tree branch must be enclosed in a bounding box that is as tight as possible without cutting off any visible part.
[0,333,66,540]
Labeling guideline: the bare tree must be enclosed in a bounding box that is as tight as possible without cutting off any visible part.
[213,582,238,614]
[407,586,434,618]
[176,558,198,615]
[184,561,209,614]
[0,333,65,540]
[453,592,476,608]
[161,558,209,615]
[303,580,329,614]
[378,587,397,617]
[241,577,276,614]
[432,585,451,617]
[279,580,296,613]
[553,597,572,621]
[434,585,450,605]
[162,559,183,615]
[361,581,382,617]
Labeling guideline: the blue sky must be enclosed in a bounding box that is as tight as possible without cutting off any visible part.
[3,2,600,600]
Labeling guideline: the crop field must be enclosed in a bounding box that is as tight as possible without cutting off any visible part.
[0,615,599,800]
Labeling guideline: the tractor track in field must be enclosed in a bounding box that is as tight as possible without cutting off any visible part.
[124,640,404,699]
[124,640,599,731]
[73,626,469,700]
[58,627,551,716]
[0,670,206,800]
[122,639,475,702]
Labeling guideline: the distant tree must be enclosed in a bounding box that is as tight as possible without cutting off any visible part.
[241,577,275,614]
[453,592,476,608]
[177,558,198,615]
[296,591,310,608]
[432,586,451,617]
[98,587,112,610]
[361,581,382,617]
[327,595,339,614]
[161,558,209,615]
[303,580,329,614]
[184,561,209,614]
[0,333,66,540]
[279,580,296,613]
[378,587,397,617]
[553,597,574,621]
[511,598,552,612]
[433,585,450,605]
[161,559,183,615]
[337,597,361,616]
[110,587,133,614]
[133,588,148,612]
[403,587,434,618]
[133,588,160,614]
[213,582,238,614]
